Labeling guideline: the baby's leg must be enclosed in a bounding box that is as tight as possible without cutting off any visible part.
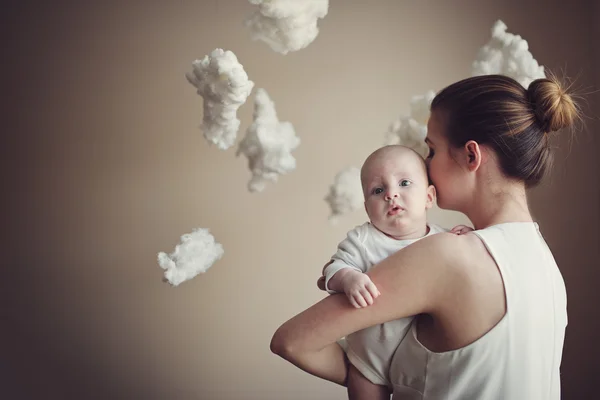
[346,363,391,400]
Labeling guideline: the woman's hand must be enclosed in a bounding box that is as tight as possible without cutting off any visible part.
[450,224,474,235]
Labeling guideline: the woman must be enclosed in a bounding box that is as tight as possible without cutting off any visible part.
[271,74,580,399]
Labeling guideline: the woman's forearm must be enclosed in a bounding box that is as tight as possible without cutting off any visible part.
[270,295,357,385]
[270,337,348,386]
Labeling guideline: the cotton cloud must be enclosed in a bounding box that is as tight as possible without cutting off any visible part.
[384,91,435,159]
[472,20,545,88]
[158,228,224,287]
[324,167,364,223]
[245,0,329,54]
[237,88,300,192]
[186,49,255,150]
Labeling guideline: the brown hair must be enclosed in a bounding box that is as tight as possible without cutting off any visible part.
[430,74,580,187]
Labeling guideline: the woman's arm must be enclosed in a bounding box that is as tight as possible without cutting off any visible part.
[270,232,464,382]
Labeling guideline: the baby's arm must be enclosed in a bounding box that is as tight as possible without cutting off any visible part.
[320,226,380,309]
[316,261,334,291]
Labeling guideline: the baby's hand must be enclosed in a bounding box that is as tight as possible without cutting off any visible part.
[340,270,380,308]
[450,225,474,235]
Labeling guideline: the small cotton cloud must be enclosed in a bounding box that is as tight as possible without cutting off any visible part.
[384,91,435,159]
[186,49,255,150]
[324,167,363,223]
[472,20,545,88]
[409,91,436,126]
[158,228,224,287]
[237,88,300,192]
[245,0,329,54]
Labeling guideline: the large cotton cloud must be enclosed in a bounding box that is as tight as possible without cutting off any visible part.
[472,20,545,88]
[186,49,254,150]
[237,88,300,192]
[245,0,329,54]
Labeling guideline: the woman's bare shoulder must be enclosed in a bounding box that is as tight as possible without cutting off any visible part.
[419,230,495,271]
[404,231,501,307]
[363,232,491,315]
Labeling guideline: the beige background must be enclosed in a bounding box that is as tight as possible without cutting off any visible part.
[3,1,599,399]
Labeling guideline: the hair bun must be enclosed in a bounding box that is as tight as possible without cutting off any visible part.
[527,76,580,133]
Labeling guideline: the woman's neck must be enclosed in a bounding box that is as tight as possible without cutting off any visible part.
[464,181,533,230]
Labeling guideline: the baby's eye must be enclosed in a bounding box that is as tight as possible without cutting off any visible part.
[399,180,412,187]
[372,187,384,195]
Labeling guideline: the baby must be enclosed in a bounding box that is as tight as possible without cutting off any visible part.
[317,145,470,398]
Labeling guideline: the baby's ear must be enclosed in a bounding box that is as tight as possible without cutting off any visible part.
[425,185,436,209]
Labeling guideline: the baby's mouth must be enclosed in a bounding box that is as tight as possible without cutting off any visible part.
[388,205,404,216]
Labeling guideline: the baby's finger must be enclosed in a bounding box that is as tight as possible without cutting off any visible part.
[366,281,380,299]
[353,293,367,308]
[360,289,374,306]
[347,294,361,308]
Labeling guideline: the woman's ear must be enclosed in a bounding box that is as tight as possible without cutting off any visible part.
[464,140,482,172]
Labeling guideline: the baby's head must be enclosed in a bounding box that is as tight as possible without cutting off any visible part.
[361,145,436,239]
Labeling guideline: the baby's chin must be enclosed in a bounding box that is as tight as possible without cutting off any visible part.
[375,219,428,240]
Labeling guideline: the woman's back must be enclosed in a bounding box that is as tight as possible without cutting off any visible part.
[389,222,567,399]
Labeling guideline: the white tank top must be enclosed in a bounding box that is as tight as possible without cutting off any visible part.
[388,222,568,399]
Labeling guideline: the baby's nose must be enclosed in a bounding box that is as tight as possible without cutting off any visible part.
[384,192,399,200]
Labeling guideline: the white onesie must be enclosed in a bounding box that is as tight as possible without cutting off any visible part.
[323,222,446,387]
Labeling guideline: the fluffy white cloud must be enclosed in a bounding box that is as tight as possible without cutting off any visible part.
[472,20,545,88]
[324,167,363,223]
[186,49,254,150]
[384,91,435,159]
[245,0,329,54]
[237,88,300,192]
[158,228,224,287]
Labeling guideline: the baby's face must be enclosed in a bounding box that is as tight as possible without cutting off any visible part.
[362,151,434,239]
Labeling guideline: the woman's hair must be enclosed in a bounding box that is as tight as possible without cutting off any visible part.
[430,74,581,187]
